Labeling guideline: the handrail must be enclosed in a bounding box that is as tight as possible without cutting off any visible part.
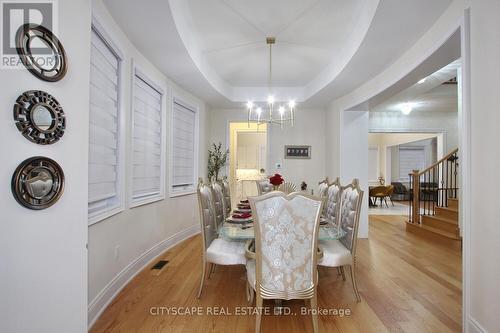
[408,148,459,225]
[417,148,458,176]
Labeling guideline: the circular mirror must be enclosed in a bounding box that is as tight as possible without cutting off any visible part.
[15,23,67,82]
[14,90,65,144]
[11,156,64,210]
[31,105,54,131]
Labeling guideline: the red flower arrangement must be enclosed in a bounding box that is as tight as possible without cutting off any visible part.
[269,173,284,186]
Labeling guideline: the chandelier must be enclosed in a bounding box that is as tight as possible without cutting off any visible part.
[247,37,296,129]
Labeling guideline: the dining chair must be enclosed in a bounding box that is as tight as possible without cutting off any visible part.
[317,177,329,198]
[196,179,247,298]
[247,192,324,333]
[212,181,228,221]
[384,185,395,207]
[369,185,387,207]
[221,178,232,217]
[318,179,364,302]
[255,179,273,195]
[325,177,342,228]
[277,181,297,194]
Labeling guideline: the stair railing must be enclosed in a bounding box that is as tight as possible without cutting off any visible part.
[408,148,458,224]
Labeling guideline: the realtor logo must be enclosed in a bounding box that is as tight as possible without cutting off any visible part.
[1,0,58,69]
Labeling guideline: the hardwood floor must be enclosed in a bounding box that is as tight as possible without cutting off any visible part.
[90,215,462,333]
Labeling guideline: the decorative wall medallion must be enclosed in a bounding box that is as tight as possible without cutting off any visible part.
[11,156,65,210]
[13,90,66,145]
[15,23,68,82]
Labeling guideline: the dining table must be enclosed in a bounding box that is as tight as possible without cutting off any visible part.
[218,218,346,241]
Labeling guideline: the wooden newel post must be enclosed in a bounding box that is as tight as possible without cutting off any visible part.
[411,170,420,224]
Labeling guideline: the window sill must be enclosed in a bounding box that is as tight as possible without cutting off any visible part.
[169,188,196,198]
[88,205,124,226]
[130,194,165,208]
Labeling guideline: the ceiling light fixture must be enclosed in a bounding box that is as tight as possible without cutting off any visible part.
[246,37,296,129]
[400,102,413,115]
[418,77,426,84]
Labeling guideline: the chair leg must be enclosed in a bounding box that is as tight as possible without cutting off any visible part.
[390,197,394,207]
[340,266,346,281]
[310,293,319,333]
[197,260,208,299]
[336,267,342,276]
[255,295,263,333]
[348,265,361,302]
[208,263,216,279]
[384,198,389,208]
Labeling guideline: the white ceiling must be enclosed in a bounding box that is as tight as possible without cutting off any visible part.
[184,0,366,87]
[372,60,460,113]
[102,0,453,107]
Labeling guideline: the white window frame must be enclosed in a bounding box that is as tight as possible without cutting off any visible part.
[169,95,199,197]
[130,61,166,207]
[88,17,126,225]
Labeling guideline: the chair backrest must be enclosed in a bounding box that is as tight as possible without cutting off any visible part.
[256,179,273,195]
[369,185,386,197]
[249,192,323,300]
[339,179,364,255]
[317,177,329,198]
[325,177,342,228]
[278,181,297,194]
[197,179,217,252]
[221,178,232,216]
[385,185,394,196]
[211,181,226,225]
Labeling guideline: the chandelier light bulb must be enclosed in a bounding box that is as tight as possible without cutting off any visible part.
[267,95,274,104]
[279,106,285,115]
[256,107,262,115]
[288,100,296,108]
[246,101,253,109]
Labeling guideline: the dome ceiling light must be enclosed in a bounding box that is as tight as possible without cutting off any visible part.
[247,37,296,129]
[400,102,413,115]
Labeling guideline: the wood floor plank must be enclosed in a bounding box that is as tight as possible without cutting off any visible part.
[90,215,462,333]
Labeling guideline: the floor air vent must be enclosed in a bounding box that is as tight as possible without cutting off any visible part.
[151,260,169,276]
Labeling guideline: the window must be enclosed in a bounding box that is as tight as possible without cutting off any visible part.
[131,69,165,206]
[170,98,198,196]
[399,147,425,181]
[88,26,123,224]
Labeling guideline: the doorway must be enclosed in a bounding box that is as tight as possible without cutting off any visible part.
[228,123,267,206]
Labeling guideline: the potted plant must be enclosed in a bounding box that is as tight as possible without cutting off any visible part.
[207,142,229,181]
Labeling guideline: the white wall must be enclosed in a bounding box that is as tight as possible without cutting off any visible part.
[369,110,458,152]
[469,1,500,331]
[0,1,90,332]
[340,111,369,238]
[87,0,209,326]
[209,108,327,193]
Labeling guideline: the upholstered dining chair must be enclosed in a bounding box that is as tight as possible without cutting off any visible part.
[212,181,228,222]
[317,177,329,198]
[221,178,232,217]
[318,179,364,302]
[246,192,324,333]
[325,177,342,228]
[277,181,297,194]
[197,179,246,298]
[255,179,273,195]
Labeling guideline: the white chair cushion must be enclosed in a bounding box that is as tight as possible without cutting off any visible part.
[206,238,247,265]
[318,239,353,267]
[246,259,256,288]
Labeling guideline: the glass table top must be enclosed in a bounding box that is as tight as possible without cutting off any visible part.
[218,221,346,241]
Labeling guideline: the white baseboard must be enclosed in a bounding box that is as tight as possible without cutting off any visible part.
[468,317,487,333]
[87,224,200,329]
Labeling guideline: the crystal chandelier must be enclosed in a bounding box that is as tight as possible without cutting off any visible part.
[247,37,296,129]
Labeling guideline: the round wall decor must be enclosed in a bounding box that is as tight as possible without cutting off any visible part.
[11,156,65,210]
[13,90,66,145]
[15,23,67,82]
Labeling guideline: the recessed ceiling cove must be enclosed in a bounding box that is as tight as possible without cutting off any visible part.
[169,0,377,102]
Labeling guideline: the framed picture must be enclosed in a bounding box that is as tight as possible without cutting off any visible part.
[284,145,311,159]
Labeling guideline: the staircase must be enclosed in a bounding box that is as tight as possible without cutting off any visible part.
[406,148,461,240]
